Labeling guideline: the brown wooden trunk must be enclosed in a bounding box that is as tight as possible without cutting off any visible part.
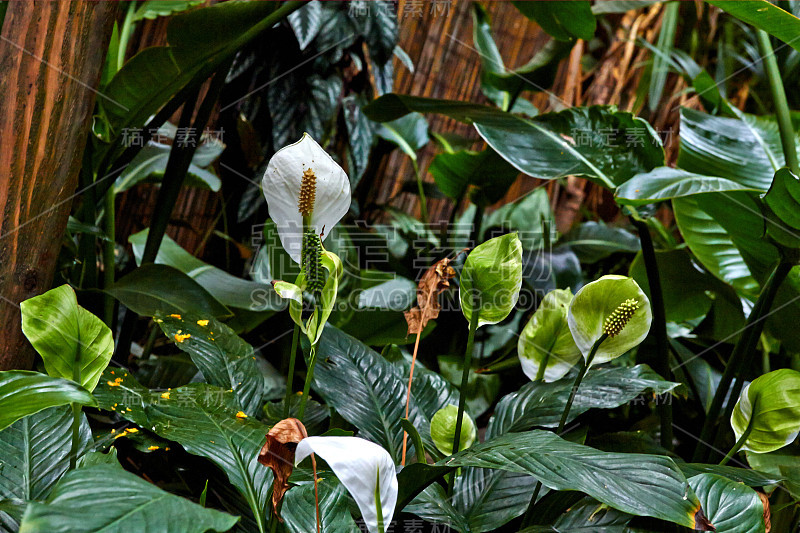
[0,1,117,370]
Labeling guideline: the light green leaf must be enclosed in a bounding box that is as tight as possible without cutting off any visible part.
[375,113,428,160]
[460,233,523,328]
[567,275,652,364]
[518,288,581,382]
[429,149,518,207]
[20,285,114,392]
[731,369,800,453]
[113,142,222,194]
[688,473,767,533]
[0,371,96,431]
[481,189,552,251]
[132,0,204,21]
[616,167,761,205]
[154,313,264,416]
[430,405,476,456]
[19,465,238,533]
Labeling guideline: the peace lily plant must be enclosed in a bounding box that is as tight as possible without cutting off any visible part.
[262,133,349,418]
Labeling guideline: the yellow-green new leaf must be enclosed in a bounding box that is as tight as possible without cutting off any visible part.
[20,285,114,392]
[567,275,651,364]
[518,288,581,382]
[460,233,523,328]
[731,369,800,454]
[430,405,476,455]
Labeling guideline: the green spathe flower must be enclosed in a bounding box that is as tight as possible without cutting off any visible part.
[459,232,523,328]
[430,404,477,455]
[567,275,652,364]
[731,369,800,454]
[518,288,581,382]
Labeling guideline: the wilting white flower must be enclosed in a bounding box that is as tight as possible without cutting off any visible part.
[295,436,397,533]
[262,133,350,263]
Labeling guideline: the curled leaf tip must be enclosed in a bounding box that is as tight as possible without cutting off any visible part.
[257,418,309,519]
[602,298,639,337]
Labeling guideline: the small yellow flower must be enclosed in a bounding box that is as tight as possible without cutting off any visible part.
[235,411,248,419]
[107,380,120,387]
[197,319,210,327]
[127,428,139,433]
[169,314,182,319]
[174,332,191,343]
[148,446,160,451]
[161,391,171,400]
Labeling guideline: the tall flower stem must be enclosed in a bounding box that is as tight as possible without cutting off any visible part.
[453,293,480,456]
[283,323,300,418]
[102,188,116,329]
[297,215,319,421]
[401,328,423,466]
[521,334,608,527]
[412,159,429,225]
[631,218,673,450]
[719,413,755,466]
[757,29,799,175]
[447,293,480,496]
[693,260,792,461]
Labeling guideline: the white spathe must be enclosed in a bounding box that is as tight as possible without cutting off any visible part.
[295,436,397,533]
[262,133,350,263]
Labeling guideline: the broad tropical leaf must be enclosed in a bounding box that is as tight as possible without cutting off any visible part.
[707,0,800,54]
[282,477,360,533]
[511,0,595,41]
[731,369,800,453]
[20,285,114,392]
[616,167,760,205]
[0,407,91,502]
[0,371,96,431]
[441,430,709,529]
[145,384,272,529]
[155,313,264,416]
[688,473,767,533]
[19,465,238,533]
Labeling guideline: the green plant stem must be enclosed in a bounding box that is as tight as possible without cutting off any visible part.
[102,188,116,329]
[375,470,385,533]
[283,323,300,418]
[757,29,800,175]
[453,294,480,458]
[693,260,792,462]
[412,159,429,224]
[522,334,608,527]
[297,347,316,420]
[632,218,673,450]
[719,414,754,466]
[68,345,82,470]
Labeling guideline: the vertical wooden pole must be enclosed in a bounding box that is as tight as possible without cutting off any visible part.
[0,1,117,369]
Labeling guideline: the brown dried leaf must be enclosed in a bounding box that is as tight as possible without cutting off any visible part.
[404,255,459,335]
[759,491,771,533]
[257,418,308,517]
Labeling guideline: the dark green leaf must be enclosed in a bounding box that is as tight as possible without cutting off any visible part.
[108,264,231,318]
[93,368,152,427]
[19,465,238,533]
[0,371,96,431]
[364,94,514,125]
[707,0,800,54]
[512,1,595,41]
[442,430,706,529]
[287,0,322,50]
[0,407,91,501]
[520,497,632,532]
[764,168,800,248]
[616,167,761,206]
[132,1,204,21]
[312,327,458,461]
[375,113,429,160]
[678,463,782,487]
[477,106,664,188]
[688,473,767,533]
[155,313,264,416]
[130,230,281,312]
[562,221,640,263]
[429,149,518,207]
[145,383,272,530]
[282,478,360,533]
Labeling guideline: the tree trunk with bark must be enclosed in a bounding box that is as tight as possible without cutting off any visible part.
[0,1,117,370]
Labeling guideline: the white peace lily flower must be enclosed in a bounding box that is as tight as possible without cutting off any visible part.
[262,133,351,263]
[295,436,397,533]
